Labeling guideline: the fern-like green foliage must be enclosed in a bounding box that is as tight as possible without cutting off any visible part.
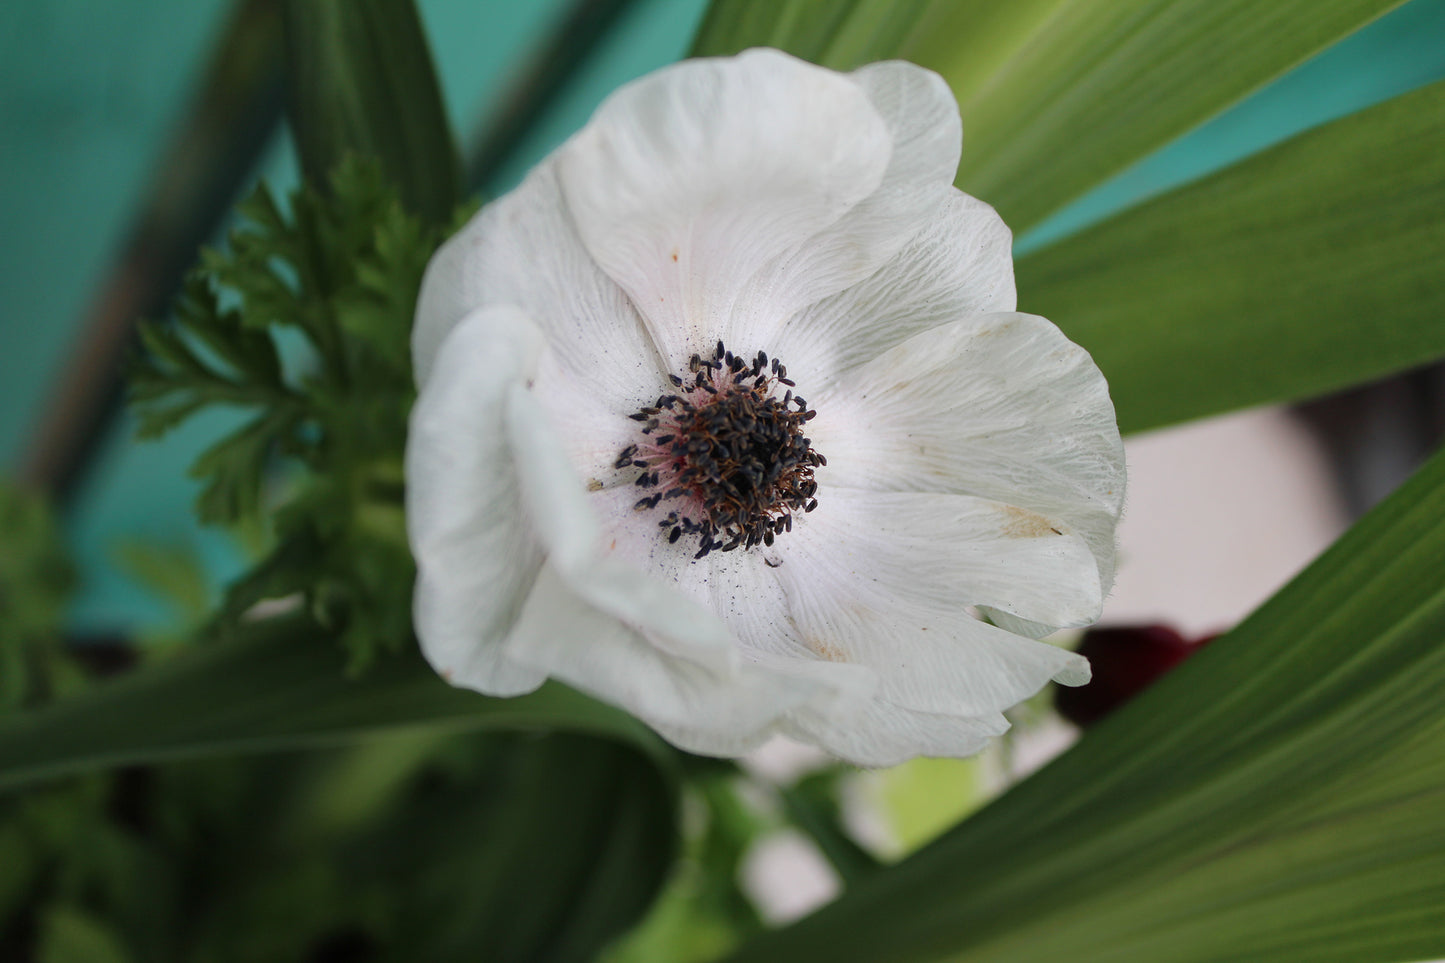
[0,482,80,712]
[130,158,441,669]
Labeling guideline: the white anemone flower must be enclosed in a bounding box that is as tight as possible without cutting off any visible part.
[406,49,1125,767]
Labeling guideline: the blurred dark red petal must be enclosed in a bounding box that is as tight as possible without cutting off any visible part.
[1055,624,1212,728]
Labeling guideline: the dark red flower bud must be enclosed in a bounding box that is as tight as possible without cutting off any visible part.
[1055,624,1215,727]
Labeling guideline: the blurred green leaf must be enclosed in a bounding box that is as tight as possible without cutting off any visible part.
[0,614,665,794]
[780,770,883,886]
[283,0,460,225]
[0,482,79,712]
[110,540,215,647]
[692,0,1402,231]
[867,755,987,857]
[1018,78,1445,435]
[690,0,929,68]
[359,733,679,963]
[0,483,76,641]
[37,908,133,963]
[603,774,774,963]
[722,432,1445,961]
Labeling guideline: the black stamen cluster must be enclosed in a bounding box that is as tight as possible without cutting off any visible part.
[619,341,824,560]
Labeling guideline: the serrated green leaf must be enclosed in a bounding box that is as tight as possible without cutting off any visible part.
[130,158,432,666]
[283,0,460,226]
[1017,78,1445,435]
[720,418,1445,962]
[0,614,667,795]
[212,527,323,628]
[189,406,300,525]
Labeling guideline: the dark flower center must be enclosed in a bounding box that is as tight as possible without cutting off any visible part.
[618,340,824,560]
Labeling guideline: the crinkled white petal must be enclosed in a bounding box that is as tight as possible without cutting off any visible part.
[760,484,1094,766]
[811,311,1125,603]
[525,349,651,492]
[504,382,730,661]
[406,48,1125,765]
[584,484,880,696]
[555,48,893,370]
[784,699,1009,769]
[500,381,865,752]
[502,565,818,753]
[723,59,965,355]
[582,486,811,663]
[412,162,662,412]
[771,187,1016,387]
[768,487,1093,711]
[770,503,1091,714]
[406,306,548,696]
[795,487,1102,629]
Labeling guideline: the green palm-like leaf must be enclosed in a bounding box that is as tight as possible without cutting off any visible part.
[1019,78,1445,434]
[936,0,1407,231]
[283,0,460,227]
[720,429,1445,963]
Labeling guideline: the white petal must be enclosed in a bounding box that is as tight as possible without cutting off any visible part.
[585,481,883,693]
[798,487,1102,627]
[502,566,816,754]
[506,382,798,670]
[406,306,549,696]
[768,487,1092,714]
[776,564,1092,717]
[411,161,662,415]
[723,60,966,355]
[784,699,1008,768]
[582,485,830,667]
[556,48,892,369]
[812,312,1125,597]
[500,385,874,750]
[504,382,735,664]
[771,188,1016,387]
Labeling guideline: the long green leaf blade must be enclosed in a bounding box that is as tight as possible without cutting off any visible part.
[0,616,661,793]
[359,733,679,963]
[1018,78,1445,435]
[945,0,1406,231]
[283,0,460,226]
[691,0,1403,232]
[690,0,930,69]
[722,425,1445,960]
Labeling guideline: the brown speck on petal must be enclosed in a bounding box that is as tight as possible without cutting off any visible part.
[1001,504,1064,538]
[807,636,848,662]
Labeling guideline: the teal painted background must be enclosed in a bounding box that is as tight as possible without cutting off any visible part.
[1,0,1442,632]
